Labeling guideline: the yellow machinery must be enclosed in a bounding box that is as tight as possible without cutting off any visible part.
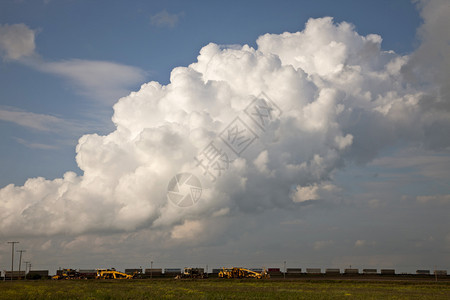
[96,269,134,279]
[218,267,270,279]
[52,269,82,280]
[53,268,135,280]
[175,268,208,279]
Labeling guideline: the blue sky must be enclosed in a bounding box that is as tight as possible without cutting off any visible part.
[1,0,450,274]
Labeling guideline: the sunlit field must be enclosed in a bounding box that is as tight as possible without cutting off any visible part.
[1,279,450,299]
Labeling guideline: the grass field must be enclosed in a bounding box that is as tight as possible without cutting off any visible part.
[1,278,450,299]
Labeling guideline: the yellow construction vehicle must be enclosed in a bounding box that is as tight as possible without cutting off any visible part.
[96,268,134,279]
[52,269,82,280]
[218,267,270,279]
[175,268,208,279]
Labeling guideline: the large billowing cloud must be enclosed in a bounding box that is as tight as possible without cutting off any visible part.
[1,9,449,245]
[403,0,450,113]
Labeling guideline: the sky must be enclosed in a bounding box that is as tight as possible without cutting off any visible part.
[0,0,449,275]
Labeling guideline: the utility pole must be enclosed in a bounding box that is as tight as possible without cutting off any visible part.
[17,250,26,280]
[284,261,286,279]
[7,241,19,281]
[150,261,153,279]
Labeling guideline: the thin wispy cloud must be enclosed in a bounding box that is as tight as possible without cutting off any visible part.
[370,151,450,179]
[32,59,147,105]
[14,137,59,150]
[0,23,147,105]
[0,107,66,132]
[150,10,183,28]
[0,107,109,149]
[416,194,450,205]
[314,240,334,250]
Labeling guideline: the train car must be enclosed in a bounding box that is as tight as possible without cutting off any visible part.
[286,268,302,274]
[434,270,447,276]
[325,268,340,275]
[145,268,163,276]
[4,271,26,280]
[380,269,395,275]
[164,268,182,276]
[344,269,359,275]
[78,269,97,279]
[268,268,280,272]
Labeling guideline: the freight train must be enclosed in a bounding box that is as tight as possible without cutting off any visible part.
[1,267,448,280]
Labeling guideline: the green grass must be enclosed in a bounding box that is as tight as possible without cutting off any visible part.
[1,279,450,299]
